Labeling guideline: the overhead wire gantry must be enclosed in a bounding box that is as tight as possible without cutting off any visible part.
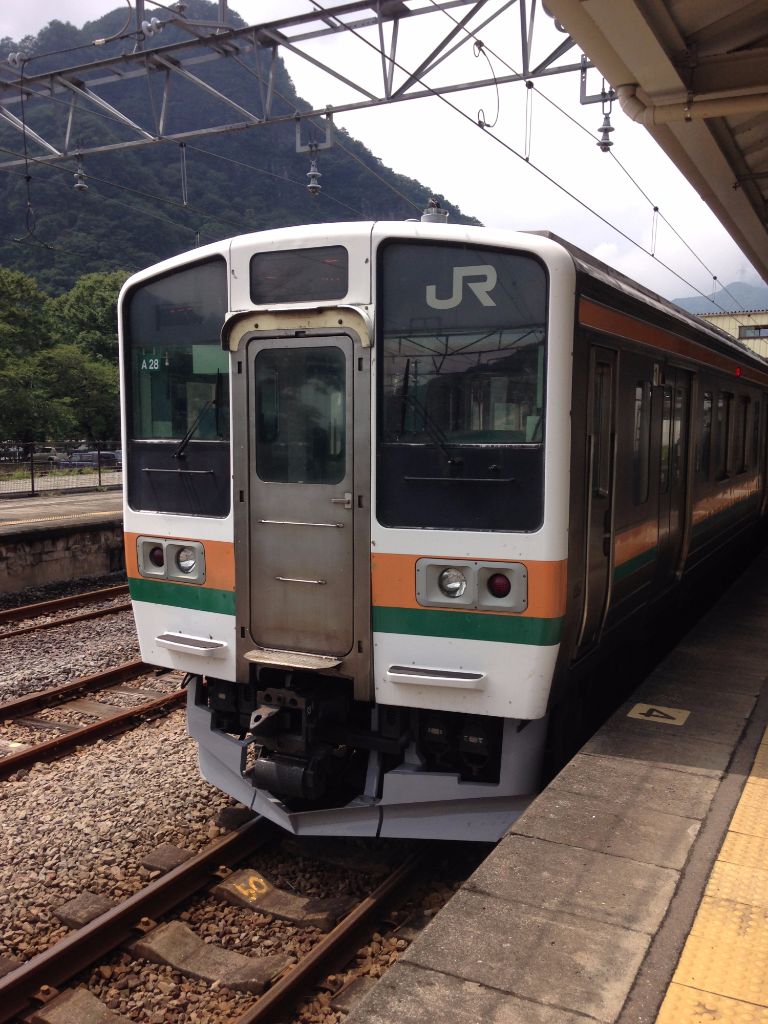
[0,0,588,171]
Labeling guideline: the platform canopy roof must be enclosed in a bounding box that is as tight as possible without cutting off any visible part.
[545,0,768,284]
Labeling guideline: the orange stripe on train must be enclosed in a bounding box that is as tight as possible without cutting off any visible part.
[371,553,567,619]
[579,299,768,389]
[614,519,659,568]
[692,477,760,525]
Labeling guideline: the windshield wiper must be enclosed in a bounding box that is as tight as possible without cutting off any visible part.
[173,398,214,459]
[173,370,221,459]
[402,393,461,466]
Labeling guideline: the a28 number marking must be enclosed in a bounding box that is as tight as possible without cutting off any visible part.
[141,358,160,371]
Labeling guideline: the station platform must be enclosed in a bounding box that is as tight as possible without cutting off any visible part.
[0,491,123,539]
[0,492,124,593]
[347,548,768,1024]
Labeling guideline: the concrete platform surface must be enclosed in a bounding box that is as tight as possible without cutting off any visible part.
[0,491,122,538]
[346,549,768,1024]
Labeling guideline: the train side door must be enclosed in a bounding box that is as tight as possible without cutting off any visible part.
[655,368,690,584]
[247,335,355,657]
[576,346,617,652]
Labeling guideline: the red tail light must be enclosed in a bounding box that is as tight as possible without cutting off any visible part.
[487,573,511,598]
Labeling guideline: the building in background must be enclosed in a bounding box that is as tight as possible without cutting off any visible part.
[700,311,768,359]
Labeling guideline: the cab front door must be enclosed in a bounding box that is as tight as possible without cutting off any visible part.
[248,336,354,657]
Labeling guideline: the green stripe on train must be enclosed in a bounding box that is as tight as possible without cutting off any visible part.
[373,606,564,646]
[613,545,657,583]
[128,577,236,615]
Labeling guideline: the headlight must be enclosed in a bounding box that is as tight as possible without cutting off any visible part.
[176,546,197,574]
[438,567,467,599]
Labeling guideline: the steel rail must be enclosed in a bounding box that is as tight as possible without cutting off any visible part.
[0,585,130,626]
[0,661,188,780]
[0,816,277,1023]
[0,602,132,640]
[0,660,149,719]
[234,847,430,1024]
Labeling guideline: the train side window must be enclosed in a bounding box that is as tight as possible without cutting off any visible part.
[699,392,712,478]
[738,396,750,473]
[754,402,761,468]
[592,362,612,497]
[633,381,652,504]
[659,386,672,494]
[716,392,733,481]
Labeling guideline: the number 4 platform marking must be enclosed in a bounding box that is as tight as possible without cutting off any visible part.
[627,703,690,726]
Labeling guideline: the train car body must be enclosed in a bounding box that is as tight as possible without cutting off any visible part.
[118,218,768,841]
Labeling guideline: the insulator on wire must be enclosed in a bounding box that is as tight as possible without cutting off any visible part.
[74,154,88,192]
[307,154,322,196]
[597,112,614,152]
[7,52,26,68]
[597,84,615,153]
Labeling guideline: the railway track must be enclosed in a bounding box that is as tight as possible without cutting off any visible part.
[0,584,131,639]
[0,816,429,1024]
[0,661,185,778]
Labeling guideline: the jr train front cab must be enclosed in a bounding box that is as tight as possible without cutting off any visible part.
[118,218,576,840]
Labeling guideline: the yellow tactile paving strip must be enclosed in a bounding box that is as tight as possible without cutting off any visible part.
[0,510,120,527]
[657,726,768,1023]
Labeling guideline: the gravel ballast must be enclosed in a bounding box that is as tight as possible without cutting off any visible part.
[0,610,141,703]
[0,709,230,963]
[0,570,127,614]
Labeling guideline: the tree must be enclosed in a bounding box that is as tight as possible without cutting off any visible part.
[38,344,120,440]
[0,352,75,442]
[0,265,50,356]
[46,270,129,363]
[0,264,121,441]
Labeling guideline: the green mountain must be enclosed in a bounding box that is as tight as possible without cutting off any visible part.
[0,2,480,295]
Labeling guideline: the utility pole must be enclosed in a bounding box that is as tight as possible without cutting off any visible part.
[136,0,145,49]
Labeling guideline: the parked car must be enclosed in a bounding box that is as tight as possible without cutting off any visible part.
[61,451,120,470]
[32,447,63,466]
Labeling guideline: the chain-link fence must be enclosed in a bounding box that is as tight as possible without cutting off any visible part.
[0,442,122,497]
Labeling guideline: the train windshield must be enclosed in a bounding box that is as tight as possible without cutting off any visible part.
[380,243,546,444]
[126,258,229,442]
[378,241,548,531]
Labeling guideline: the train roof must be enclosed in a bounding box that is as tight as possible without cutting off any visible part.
[528,230,768,371]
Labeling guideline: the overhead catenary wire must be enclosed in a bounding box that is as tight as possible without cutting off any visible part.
[2,0,136,70]
[230,51,421,214]
[0,162,220,243]
[3,22,421,221]
[0,65,366,218]
[1,3,755,315]
[0,233,135,269]
[311,0,742,318]
[424,0,757,321]
[0,143,251,232]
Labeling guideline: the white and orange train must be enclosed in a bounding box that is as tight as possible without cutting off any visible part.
[118,213,768,840]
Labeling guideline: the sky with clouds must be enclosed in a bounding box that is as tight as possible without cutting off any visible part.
[3,0,762,301]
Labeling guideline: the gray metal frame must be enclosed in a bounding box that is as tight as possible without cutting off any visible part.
[230,325,372,701]
[0,0,587,170]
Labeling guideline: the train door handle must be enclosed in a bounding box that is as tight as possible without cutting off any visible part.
[602,509,612,557]
[331,492,353,509]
